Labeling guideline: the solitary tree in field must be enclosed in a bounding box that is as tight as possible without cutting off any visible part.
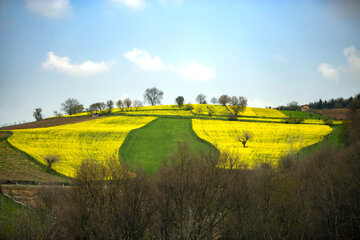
[196,94,207,104]
[124,98,132,111]
[237,130,253,148]
[176,96,185,109]
[211,97,218,105]
[44,155,60,172]
[61,98,83,115]
[218,95,231,107]
[106,100,114,114]
[144,87,163,106]
[33,108,43,121]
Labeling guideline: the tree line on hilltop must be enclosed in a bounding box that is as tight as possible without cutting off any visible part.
[33,87,248,121]
[277,93,360,111]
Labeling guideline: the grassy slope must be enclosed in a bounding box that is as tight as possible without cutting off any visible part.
[297,125,342,157]
[0,132,69,183]
[280,110,325,119]
[119,118,218,174]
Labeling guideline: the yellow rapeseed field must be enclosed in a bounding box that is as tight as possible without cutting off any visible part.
[8,116,156,177]
[192,119,332,167]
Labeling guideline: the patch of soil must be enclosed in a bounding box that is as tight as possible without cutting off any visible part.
[0,115,98,130]
[314,108,350,120]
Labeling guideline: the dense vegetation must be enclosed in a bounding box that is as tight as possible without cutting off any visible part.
[309,93,360,109]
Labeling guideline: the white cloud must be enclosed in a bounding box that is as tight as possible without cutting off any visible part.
[343,46,360,74]
[25,0,71,19]
[318,46,360,81]
[41,52,113,77]
[123,48,215,81]
[318,63,340,81]
[124,48,165,71]
[109,0,145,9]
[274,54,287,63]
[169,61,215,81]
[248,98,273,108]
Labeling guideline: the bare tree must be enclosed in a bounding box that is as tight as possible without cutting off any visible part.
[89,102,106,115]
[230,96,247,115]
[53,111,62,117]
[106,100,114,114]
[218,95,231,107]
[33,108,43,121]
[211,97,218,105]
[61,98,83,115]
[124,98,132,111]
[175,96,185,109]
[237,130,253,148]
[144,87,163,106]
[133,100,143,110]
[44,155,60,172]
[116,99,124,111]
[196,94,206,104]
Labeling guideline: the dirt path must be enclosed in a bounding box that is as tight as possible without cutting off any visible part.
[0,115,99,130]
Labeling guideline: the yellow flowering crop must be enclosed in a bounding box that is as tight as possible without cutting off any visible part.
[192,119,332,167]
[8,116,156,177]
[121,109,194,116]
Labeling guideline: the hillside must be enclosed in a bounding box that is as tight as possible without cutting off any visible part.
[1,105,339,177]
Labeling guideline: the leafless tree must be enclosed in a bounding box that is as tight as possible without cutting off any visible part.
[237,130,253,148]
[61,98,83,115]
[124,98,132,111]
[211,97,218,104]
[133,100,143,110]
[44,155,60,172]
[230,96,247,115]
[218,94,231,107]
[144,87,164,106]
[106,100,114,114]
[196,94,206,104]
[116,99,124,111]
[89,102,106,114]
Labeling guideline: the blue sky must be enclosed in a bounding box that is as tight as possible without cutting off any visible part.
[0,0,360,125]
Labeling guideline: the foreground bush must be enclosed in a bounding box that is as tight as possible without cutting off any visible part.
[2,139,360,239]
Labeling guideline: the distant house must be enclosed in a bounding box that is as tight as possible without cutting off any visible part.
[300,105,310,111]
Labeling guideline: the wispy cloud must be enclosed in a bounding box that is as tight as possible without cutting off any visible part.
[109,0,145,9]
[169,61,215,81]
[318,45,360,81]
[41,52,113,77]
[344,46,360,75]
[124,48,215,81]
[318,63,340,81]
[124,48,165,71]
[274,54,287,63]
[25,0,71,19]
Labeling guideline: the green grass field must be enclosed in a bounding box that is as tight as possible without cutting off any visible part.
[0,132,69,183]
[119,118,218,174]
[280,110,325,119]
[297,125,342,157]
